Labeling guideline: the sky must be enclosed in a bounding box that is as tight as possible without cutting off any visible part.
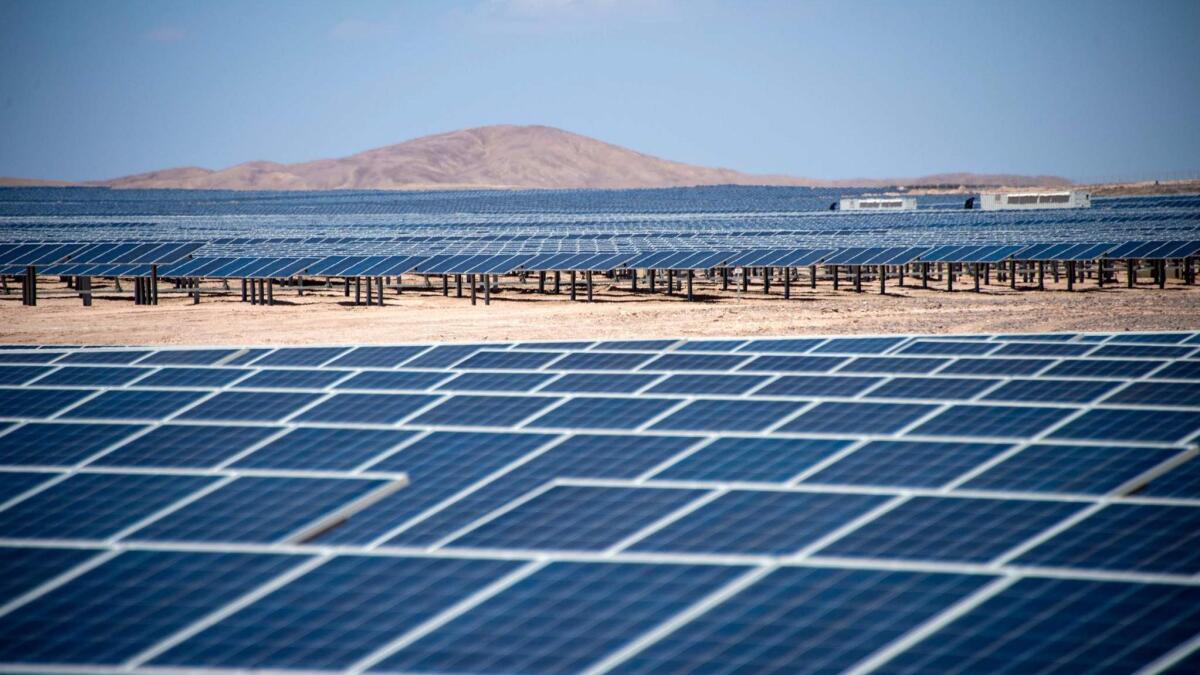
[1,0,1198,183]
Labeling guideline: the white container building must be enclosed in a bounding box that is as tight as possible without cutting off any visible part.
[977,190,1091,210]
[837,196,917,211]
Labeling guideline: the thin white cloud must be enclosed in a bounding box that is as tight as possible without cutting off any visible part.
[145,26,186,43]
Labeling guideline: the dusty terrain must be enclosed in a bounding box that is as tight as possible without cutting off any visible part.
[3,275,1197,346]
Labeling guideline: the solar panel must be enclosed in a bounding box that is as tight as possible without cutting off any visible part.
[0,330,1197,672]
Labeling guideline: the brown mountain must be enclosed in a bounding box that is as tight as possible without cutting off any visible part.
[3,125,1072,190]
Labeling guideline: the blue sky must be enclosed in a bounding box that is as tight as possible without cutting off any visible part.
[1,0,1198,182]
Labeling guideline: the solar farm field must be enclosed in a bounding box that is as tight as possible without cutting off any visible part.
[0,332,1198,673]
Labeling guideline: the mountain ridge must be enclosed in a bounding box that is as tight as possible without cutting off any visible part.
[3,125,1072,190]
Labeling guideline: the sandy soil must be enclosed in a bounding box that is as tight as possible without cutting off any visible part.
[2,274,1198,346]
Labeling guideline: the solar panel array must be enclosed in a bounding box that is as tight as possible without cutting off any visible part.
[1,330,1199,673]
[2,191,1199,279]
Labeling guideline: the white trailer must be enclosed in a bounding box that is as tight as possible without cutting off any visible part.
[978,190,1091,210]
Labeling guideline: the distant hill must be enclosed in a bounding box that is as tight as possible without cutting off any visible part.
[1,125,1072,191]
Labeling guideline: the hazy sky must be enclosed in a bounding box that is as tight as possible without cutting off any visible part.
[2,0,1198,182]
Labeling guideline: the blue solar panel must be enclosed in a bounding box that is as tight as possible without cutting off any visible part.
[0,422,144,465]
[983,378,1116,403]
[127,476,391,543]
[738,355,848,373]
[646,373,768,395]
[639,353,750,372]
[753,374,883,397]
[232,427,416,471]
[410,394,560,427]
[0,387,96,418]
[91,424,281,468]
[868,377,999,400]
[57,350,152,365]
[401,344,489,368]
[993,342,1095,357]
[1050,408,1200,442]
[0,550,301,665]
[387,434,700,547]
[0,470,57,503]
[0,546,98,603]
[630,490,888,554]
[673,339,748,352]
[650,398,802,432]
[1044,358,1165,378]
[939,358,1053,376]
[780,401,936,434]
[1092,344,1195,359]
[594,339,679,351]
[318,431,560,544]
[60,389,205,420]
[737,338,827,353]
[233,368,349,389]
[149,556,521,670]
[0,365,51,385]
[911,405,1074,438]
[653,437,852,482]
[131,366,251,388]
[0,472,216,539]
[249,347,348,367]
[899,340,1000,356]
[813,337,906,354]
[34,366,149,386]
[337,369,454,390]
[436,371,556,392]
[528,396,680,430]
[138,349,239,365]
[455,350,564,370]
[962,443,1183,495]
[805,440,1013,488]
[818,496,1086,563]
[325,345,429,368]
[1103,381,1200,406]
[1015,504,1200,574]
[539,372,660,393]
[839,357,949,374]
[875,578,1200,674]
[1138,457,1200,498]
[177,391,323,422]
[552,351,656,371]
[376,561,746,674]
[446,484,709,551]
[293,393,439,424]
[1151,360,1200,379]
[613,568,992,675]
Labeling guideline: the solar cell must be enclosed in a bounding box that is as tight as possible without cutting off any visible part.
[445,484,710,551]
[0,365,51,385]
[753,374,883,397]
[292,393,439,424]
[0,550,302,665]
[552,351,656,371]
[909,404,1074,438]
[317,431,559,544]
[867,377,999,400]
[736,338,825,353]
[838,357,949,374]
[177,391,323,422]
[59,389,205,420]
[630,490,888,554]
[387,434,700,547]
[1049,408,1200,442]
[1103,381,1200,406]
[899,340,1000,356]
[653,437,851,482]
[1092,344,1195,359]
[91,424,281,468]
[1150,360,1200,379]
[594,339,679,351]
[375,561,746,674]
[817,496,1086,563]
[436,371,556,392]
[961,443,1184,495]
[56,350,153,365]
[133,367,250,388]
[325,345,429,368]
[982,378,1117,403]
[939,358,1053,376]
[233,368,350,390]
[455,350,564,370]
[1015,504,1200,574]
[528,396,681,430]
[149,556,522,670]
[992,342,1095,357]
[613,568,992,675]
[1044,358,1165,378]
[673,339,748,352]
[779,401,936,435]
[646,373,769,395]
[650,398,803,432]
[248,347,349,367]
[813,337,907,354]
[227,427,413,471]
[0,472,216,539]
[639,353,750,372]
[0,470,59,503]
[34,366,149,386]
[409,394,560,427]
[1137,456,1200,498]
[0,546,98,604]
[126,476,392,543]
[804,440,1013,488]
[539,372,660,393]
[0,387,96,418]
[138,349,239,366]
[337,370,454,391]
[875,578,1200,674]
[737,354,851,373]
[0,422,144,466]
[401,344,489,368]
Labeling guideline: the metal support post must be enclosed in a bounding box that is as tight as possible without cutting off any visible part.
[456,274,463,297]
[832,265,839,291]
[1038,261,1045,290]
[783,267,791,299]
[686,269,693,301]
[469,274,477,305]
[666,269,674,296]
[879,265,886,294]
[570,271,577,301]
[554,271,561,294]
[763,267,771,295]
[355,277,362,305]
[1067,261,1075,291]
[854,265,862,292]
[810,264,817,289]
[484,277,491,305]
[922,262,929,288]
[539,271,546,293]
[443,275,449,296]
[267,279,274,306]
[150,265,159,305]
[587,270,594,302]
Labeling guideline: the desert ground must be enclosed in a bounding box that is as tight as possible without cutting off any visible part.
[2,273,1198,346]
